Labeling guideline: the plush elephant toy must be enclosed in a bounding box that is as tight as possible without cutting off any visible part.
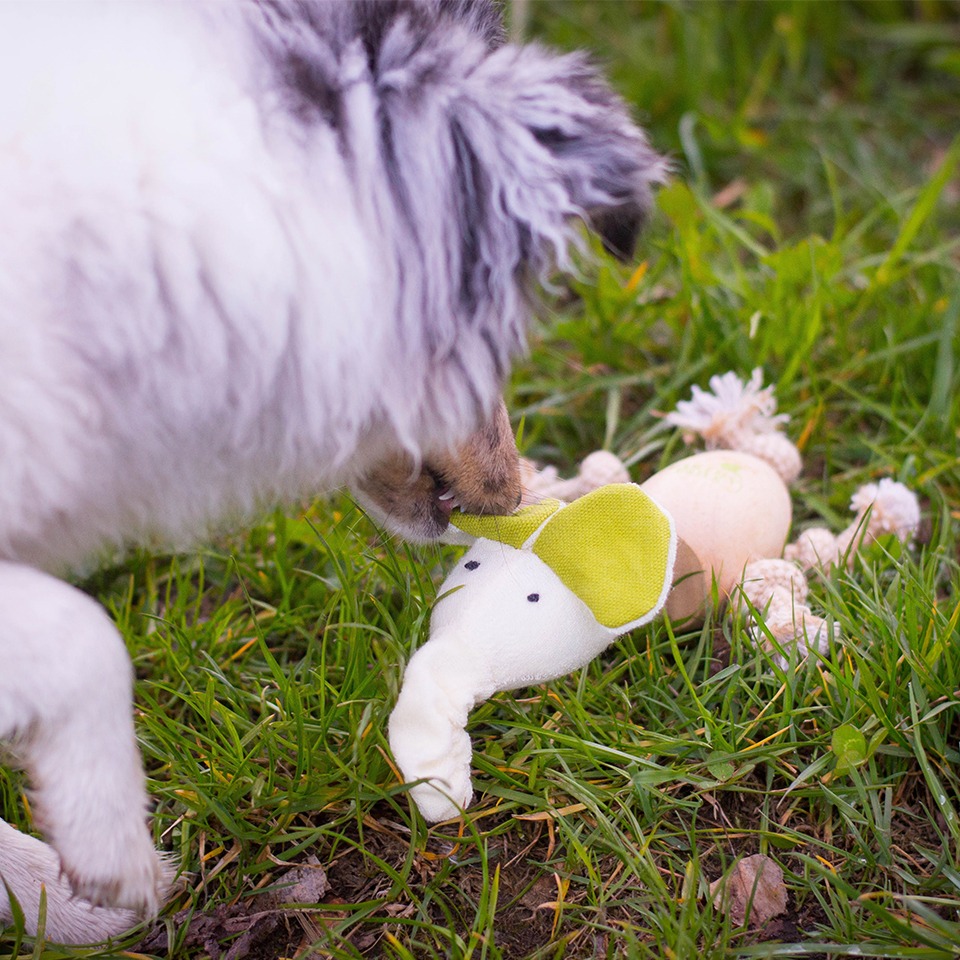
[388,445,799,823]
[388,483,678,823]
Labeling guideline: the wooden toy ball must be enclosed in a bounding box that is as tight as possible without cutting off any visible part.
[640,449,792,622]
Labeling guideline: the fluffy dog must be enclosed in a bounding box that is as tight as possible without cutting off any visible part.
[0,0,664,943]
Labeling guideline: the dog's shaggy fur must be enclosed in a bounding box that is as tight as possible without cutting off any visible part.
[0,0,664,943]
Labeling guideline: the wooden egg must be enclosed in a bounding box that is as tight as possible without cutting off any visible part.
[640,450,792,623]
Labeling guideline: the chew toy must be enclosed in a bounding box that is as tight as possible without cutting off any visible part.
[388,485,677,822]
[519,449,630,501]
[664,370,920,662]
[389,371,921,821]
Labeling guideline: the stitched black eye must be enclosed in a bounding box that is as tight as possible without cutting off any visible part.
[527,593,540,602]
[465,560,480,571]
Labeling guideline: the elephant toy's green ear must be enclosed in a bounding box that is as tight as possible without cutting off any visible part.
[452,485,676,634]
[531,485,675,632]
[450,499,564,547]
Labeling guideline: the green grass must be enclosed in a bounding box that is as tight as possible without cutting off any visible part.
[3,1,960,957]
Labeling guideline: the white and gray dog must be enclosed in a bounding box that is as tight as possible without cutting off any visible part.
[0,0,664,943]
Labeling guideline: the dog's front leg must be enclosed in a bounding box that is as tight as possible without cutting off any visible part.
[0,563,170,942]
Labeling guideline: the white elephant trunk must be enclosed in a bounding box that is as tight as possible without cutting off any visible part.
[388,634,495,822]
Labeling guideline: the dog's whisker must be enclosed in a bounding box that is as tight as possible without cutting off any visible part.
[518,488,546,507]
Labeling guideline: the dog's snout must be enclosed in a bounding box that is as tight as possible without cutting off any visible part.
[591,201,645,261]
[351,401,520,541]
[436,400,521,518]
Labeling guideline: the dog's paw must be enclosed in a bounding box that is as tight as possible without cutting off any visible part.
[54,818,172,917]
[30,727,173,919]
[0,819,172,944]
[63,857,172,919]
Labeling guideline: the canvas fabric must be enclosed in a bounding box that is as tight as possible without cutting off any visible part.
[452,484,676,632]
